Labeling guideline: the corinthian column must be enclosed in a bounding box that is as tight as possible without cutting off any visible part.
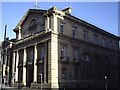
[33,44,37,83]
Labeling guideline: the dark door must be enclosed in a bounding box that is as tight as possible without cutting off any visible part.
[26,67,34,87]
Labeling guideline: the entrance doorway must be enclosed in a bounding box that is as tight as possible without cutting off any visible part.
[26,66,34,87]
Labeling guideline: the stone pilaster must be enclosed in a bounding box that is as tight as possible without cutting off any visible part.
[50,13,59,88]
[23,48,26,86]
[11,51,15,84]
[18,26,21,40]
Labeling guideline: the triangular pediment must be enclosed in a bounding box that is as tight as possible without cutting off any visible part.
[14,9,47,30]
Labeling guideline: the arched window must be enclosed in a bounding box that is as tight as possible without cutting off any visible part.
[29,19,37,34]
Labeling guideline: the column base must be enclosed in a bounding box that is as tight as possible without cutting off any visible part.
[51,83,59,88]
[31,82,50,89]
[11,82,19,87]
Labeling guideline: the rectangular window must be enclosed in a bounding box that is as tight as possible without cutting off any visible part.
[40,46,45,61]
[72,26,77,38]
[30,50,34,63]
[114,42,118,50]
[28,47,34,63]
[61,67,66,79]
[61,45,66,61]
[94,34,98,45]
[73,48,79,62]
[109,40,113,49]
[83,31,88,42]
[102,38,106,47]
[60,24,64,34]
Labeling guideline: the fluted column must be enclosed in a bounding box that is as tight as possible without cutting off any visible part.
[15,50,19,82]
[11,51,15,84]
[33,44,37,83]
[23,48,26,85]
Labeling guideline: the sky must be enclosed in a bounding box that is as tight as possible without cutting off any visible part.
[0,1,119,41]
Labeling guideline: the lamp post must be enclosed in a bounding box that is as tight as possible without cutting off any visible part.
[40,73,42,90]
[105,76,107,90]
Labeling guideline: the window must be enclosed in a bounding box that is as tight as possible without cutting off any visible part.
[74,68,78,79]
[109,40,113,49]
[60,24,64,34]
[83,53,90,61]
[60,45,66,61]
[29,19,37,34]
[72,26,77,38]
[19,50,24,64]
[40,46,45,61]
[26,46,34,64]
[83,31,88,42]
[29,48,34,63]
[61,67,66,79]
[94,34,98,45]
[102,38,106,47]
[114,42,118,50]
[73,48,79,62]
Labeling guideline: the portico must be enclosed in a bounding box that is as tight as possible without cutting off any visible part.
[11,41,49,87]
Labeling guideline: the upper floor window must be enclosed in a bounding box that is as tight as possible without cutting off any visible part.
[102,38,106,47]
[114,42,118,50]
[109,40,113,49]
[72,26,77,38]
[60,24,64,34]
[73,48,79,62]
[40,46,45,61]
[94,34,98,45]
[27,46,34,63]
[60,45,67,61]
[83,31,88,42]
[30,50,34,63]
[19,50,24,64]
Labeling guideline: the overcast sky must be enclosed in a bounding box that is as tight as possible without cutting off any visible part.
[0,1,119,41]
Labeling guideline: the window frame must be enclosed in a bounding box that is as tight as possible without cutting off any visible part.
[83,30,88,42]
[60,24,64,34]
[60,45,67,61]
[72,26,77,38]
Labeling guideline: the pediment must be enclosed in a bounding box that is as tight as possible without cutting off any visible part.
[14,9,47,30]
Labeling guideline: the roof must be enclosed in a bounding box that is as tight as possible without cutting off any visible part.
[14,7,118,39]
[65,13,118,39]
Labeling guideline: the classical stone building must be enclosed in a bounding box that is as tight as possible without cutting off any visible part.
[9,7,119,89]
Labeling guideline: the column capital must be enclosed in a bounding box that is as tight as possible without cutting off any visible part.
[35,43,38,46]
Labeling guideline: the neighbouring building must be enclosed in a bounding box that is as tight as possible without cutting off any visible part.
[7,7,119,89]
[0,41,3,88]
[0,38,15,87]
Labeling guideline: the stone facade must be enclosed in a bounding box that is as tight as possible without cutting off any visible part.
[7,7,120,89]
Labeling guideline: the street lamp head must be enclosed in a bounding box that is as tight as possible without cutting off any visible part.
[105,76,107,79]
